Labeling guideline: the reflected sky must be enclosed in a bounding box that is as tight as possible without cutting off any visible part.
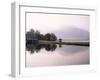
[26,44,89,67]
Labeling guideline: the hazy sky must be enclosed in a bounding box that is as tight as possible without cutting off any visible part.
[26,13,89,40]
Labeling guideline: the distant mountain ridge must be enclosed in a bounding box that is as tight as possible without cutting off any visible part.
[54,27,89,40]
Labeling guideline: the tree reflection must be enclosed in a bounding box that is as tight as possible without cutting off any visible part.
[26,42,57,54]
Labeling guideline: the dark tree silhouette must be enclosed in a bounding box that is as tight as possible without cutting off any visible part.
[50,33,57,41]
[59,38,62,42]
[26,29,58,46]
[26,29,60,53]
[44,33,57,41]
[40,34,44,40]
[44,33,51,41]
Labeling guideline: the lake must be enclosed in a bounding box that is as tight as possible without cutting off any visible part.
[26,43,89,67]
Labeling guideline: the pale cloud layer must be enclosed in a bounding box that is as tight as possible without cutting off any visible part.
[26,13,89,40]
[26,13,89,33]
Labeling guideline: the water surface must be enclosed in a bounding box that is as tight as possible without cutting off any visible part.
[26,44,89,67]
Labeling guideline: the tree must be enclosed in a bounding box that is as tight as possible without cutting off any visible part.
[26,31,34,40]
[26,29,58,41]
[30,29,34,33]
[50,33,57,41]
[40,34,44,40]
[44,33,51,41]
[59,38,62,42]
[35,30,40,39]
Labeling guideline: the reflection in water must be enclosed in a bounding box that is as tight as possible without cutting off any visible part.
[56,45,89,56]
[26,41,88,55]
[26,42,57,54]
[26,40,89,67]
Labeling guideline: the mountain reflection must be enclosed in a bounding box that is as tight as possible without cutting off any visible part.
[26,43,57,54]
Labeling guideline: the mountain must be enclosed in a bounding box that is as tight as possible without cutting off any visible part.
[54,27,89,40]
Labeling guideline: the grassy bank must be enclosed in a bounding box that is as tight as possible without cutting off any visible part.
[38,40,89,46]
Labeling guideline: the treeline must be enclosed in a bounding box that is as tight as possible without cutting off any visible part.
[26,29,57,41]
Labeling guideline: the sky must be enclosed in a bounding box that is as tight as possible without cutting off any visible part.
[26,13,90,40]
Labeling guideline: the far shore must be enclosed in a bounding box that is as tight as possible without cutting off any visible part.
[38,40,89,46]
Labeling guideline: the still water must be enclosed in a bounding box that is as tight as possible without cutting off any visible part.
[26,43,89,67]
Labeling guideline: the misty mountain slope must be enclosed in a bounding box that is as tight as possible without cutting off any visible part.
[54,27,89,40]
